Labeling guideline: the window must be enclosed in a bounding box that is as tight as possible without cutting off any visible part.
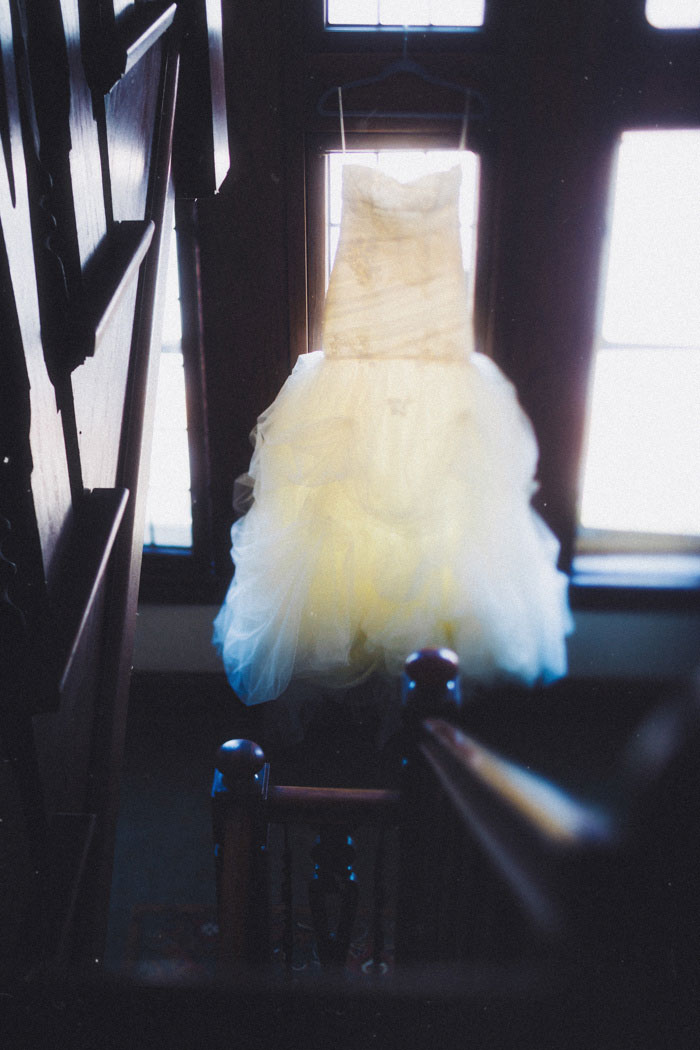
[646,0,700,29]
[143,224,193,549]
[193,3,700,602]
[577,130,700,555]
[326,0,485,28]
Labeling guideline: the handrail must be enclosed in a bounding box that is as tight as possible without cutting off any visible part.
[417,719,615,938]
[421,720,611,848]
[213,654,700,982]
[265,785,401,826]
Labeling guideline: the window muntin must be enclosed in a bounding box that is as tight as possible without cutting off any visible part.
[143,226,193,550]
[325,148,480,295]
[646,0,700,29]
[578,130,700,547]
[326,0,484,28]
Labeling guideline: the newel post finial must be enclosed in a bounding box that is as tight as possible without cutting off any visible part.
[215,738,266,788]
[402,647,461,722]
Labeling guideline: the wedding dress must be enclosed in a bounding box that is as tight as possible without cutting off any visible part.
[213,164,572,705]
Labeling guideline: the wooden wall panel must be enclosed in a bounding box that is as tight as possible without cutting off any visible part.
[62,0,108,267]
[196,0,289,575]
[71,287,141,489]
[105,41,163,222]
[0,0,72,585]
[76,37,182,964]
[1,0,186,978]
[32,585,109,819]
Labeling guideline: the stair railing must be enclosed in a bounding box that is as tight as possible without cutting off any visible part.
[213,651,700,983]
[212,647,460,972]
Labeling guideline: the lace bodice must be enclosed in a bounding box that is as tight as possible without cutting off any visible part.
[322,165,473,361]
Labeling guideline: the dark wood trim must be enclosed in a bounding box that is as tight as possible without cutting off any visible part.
[570,578,700,613]
[172,0,230,198]
[54,486,129,696]
[77,33,181,963]
[80,0,177,96]
[139,547,224,604]
[119,2,177,82]
[282,3,310,363]
[71,220,154,366]
[45,812,96,967]
[178,197,214,571]
[265,784,400,825]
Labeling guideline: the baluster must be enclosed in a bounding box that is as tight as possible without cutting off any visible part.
[212,739,270,969]
[395,648,462,963]
[281,823,294,973]
[370,824,387,972]
[308,826,359,968]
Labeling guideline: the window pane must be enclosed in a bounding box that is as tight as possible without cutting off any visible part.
[579,348,700,535]
[152,353,188,433]
[602,131,700,347]
[646,0,700,28]
[327,0,484,26]
[327,0,379,25]
[326,149,479,288]
[161,237,182,346]
[380,0,431,24]
[143,224,193,550]
[144,485,193,549]
[579,130,700,541]
[431,0,485,25]
[144,351,193,549]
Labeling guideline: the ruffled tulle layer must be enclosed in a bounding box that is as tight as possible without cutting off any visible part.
[213,350,573,705]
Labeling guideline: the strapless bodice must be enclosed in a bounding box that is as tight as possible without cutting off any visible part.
[322,165,473,361]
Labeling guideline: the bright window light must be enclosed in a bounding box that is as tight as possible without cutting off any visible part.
[326,149,480,294]
[579,130,700,540]
[143,227,193,549]
[326,0,485,27]
[646,0,700,29]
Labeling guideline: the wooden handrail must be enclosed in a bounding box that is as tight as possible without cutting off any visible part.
[212,741,401,825]
[415,719,615,938]
[421,720,611,848]
[264,785,401,826]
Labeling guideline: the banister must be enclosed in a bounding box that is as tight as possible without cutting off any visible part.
[265,785,401,825]
[421,720,612,848]
[416,718,615,938]
[213,741,400,824]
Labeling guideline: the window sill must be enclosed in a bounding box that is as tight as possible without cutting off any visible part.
[139,548,700,610]
[570,552,700,611]
[139,548,227,605]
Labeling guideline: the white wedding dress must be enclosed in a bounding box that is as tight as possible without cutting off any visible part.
[213,164,573,705]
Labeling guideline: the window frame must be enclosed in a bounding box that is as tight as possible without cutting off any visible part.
[570,125,700,571]
[152,0,700,611]
[140,198,220,604]
[303,133,487,361]
[308,0,490,50]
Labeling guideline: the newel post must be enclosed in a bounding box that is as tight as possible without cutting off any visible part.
[396,647,462,963]
[212,739,270,969]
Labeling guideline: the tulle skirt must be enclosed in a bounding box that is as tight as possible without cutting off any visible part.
[213,350,573,705]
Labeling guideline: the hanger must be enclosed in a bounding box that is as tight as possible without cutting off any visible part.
[317,31,486,122]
